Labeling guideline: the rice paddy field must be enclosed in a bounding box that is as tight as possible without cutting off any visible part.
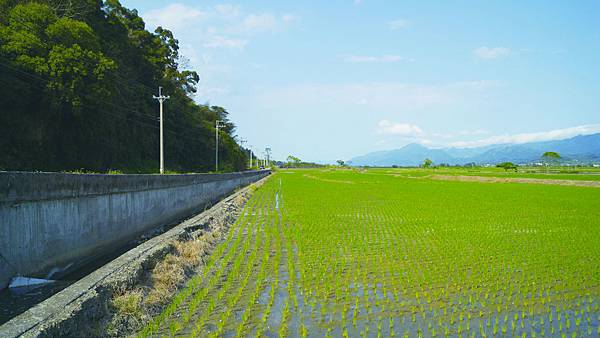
[139,168,600,337]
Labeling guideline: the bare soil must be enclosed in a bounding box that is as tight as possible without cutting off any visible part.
[429,174,600,188]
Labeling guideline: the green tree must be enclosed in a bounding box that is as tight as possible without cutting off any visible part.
[286,155,301,167]
[496,162,517,171]
[422,158,433,168]
[542,151,561,163]
[541,151,561,170]
[0,0,248,173]
[542,151,560,159]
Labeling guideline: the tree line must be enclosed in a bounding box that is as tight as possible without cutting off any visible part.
[0,0,248,173]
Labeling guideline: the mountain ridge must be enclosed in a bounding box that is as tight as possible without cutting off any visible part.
[348,133,600,166]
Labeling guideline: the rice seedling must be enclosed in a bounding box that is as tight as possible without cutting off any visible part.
[136,168,600,336]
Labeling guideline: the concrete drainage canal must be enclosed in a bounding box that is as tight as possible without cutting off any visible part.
[0,170,270,337]
[0,220,176,325]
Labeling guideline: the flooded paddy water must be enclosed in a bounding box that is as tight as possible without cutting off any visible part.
[139,169,600,337]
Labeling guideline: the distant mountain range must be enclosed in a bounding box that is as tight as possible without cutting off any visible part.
[348,133,600,167]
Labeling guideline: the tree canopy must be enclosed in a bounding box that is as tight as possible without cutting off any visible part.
[496,162,517,171]
[542,152,561,159]
[286,155,301,166]
[0,0,247,173]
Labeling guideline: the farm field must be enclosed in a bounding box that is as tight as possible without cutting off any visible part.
[139,168,600,337]
[372,167,600,182]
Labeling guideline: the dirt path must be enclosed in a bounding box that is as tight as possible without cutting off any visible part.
[429,174,600,188]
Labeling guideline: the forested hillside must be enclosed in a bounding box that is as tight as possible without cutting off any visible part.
[0,0,248,173]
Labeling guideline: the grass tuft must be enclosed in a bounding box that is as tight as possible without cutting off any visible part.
[112,288,144,317]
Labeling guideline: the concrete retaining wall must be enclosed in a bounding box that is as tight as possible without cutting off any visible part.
[0,170,269,290]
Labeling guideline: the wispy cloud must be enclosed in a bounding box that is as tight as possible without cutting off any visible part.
[213,4,241,18]
[459,129,490,136]
[203,36,248,49]
[344,55,404,63]
[375,124,599,150]
[145,4,207,32]
[236,13,294,33]
[256,80,499,113]
[388,19,409,30]
[378,120,423,136]
[474,47,511,60]
[241,80,503,160]
[449,124,600,148]
[143,4,296,49]
[140,3,298,104]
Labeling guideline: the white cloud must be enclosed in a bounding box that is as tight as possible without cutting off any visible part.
[139,3,300,104]
[143,4,296,48]
[144,4,206,31]
[203,36,248,49]
[234,80,503,161]
[282,14,297,24]
[474,47,511,60]
[231,13,296,34]
[198,86,230,97]
[240,13,278,32]
[377,120,424,136]
[345,55,404,63]
[449,124,600,148]
[458,129,489,136]
[388,19,409,30]
[213,4,241,18]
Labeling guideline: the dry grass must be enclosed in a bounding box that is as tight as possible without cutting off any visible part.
[145,238,211,305]
[173,239,209,266]
[145,253,184,305]
[248,183,258,193]
[105,183,259,336]
[112,288,144,317]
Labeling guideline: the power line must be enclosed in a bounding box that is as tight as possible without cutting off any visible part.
[0,59,215,144]
[0,57,157,122]
[0,57,216,142]
[0,57,250,174]
[0,17,205,128]
[0,12,250,171]
[0,17,181,106]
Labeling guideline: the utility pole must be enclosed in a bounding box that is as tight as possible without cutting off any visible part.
[249,146,253,169]
[265,147,272,167]
[215,120,225,172]
[153,87,170,174]
[239,139,248,170]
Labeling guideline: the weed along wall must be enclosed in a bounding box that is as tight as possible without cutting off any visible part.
[0,170,270,290]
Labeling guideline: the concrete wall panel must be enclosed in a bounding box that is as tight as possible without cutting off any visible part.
[0,171,269,290]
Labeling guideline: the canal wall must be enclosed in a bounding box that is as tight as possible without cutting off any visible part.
[0,170,270,290]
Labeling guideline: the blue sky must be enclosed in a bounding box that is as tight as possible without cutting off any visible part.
[121,0,600,162]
